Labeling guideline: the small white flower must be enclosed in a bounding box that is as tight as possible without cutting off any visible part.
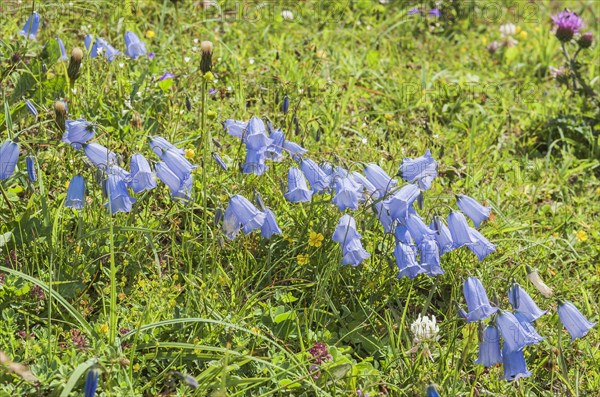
[97,47,104,56]
[193,38,199,44]
[118,62,124,68]
[227,86,232,92]
[361,137,368,144]
[281,10,294,20]
[410,314,439,343]
[184,56,191,63]
[249,58,255,65]
[499,23,516,37]
[192,46,198,52]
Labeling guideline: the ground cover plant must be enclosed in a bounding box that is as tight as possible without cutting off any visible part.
[0,0,599,396]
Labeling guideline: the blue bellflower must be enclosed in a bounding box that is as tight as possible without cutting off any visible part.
[223,119,248,139]
[242,148,268,175]
[364,164,397,198]
[104,174,136,214]
[466,227,496,261]
[129,154,156,193]
[65,175,85,209]
[429,217,454,254]
[88,37,120,62]
[84,143,117,168]
[63,119,95,149]
[394,224,413,245]
[155,162,192,201]
[56,37,67,60]
[387,183,420,221]
[419,238,444,276]
[222,195,266,239]
[475,325,503,367]
[457,194,491,228]
[124,31,147,59]
[0,140,20,180]
[341,238,370,266]
[558,301,596,341]
[514,312,544,343]
[160,148,196,180]
[266,128,284,161]
[400,149,438,190]
[300,158,331,193]
[395,242,424,279]
[332,214,362,244]
[261,208,282,238]
[447,211,476,248]
[245,117,273,150]
[508,283,547,322]
[284,167,312,203]
[25,99,38,117]
[84,367,100,397]
[332,177,362,211]
[19,12,41,40]
[212,153,228,170]
[373,201,395,233]
[149,136,185,157]
[403,213,435,245]
[496,311,541,352]
[463,277,498,322]
[351,171,376,196]
[501,346,531,381]
[282,140,307,158]
[26,155,36,182]
[425,385,440,397]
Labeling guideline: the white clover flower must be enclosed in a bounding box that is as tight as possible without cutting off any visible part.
[499,23,516,37]
[281,10,294,21]
[410,314,439,343]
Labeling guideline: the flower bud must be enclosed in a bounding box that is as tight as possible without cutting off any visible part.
[67,47,83,82]
[54,100,68,131]
[578,31,593,49]
[526,266,553,298]
[200,40,213,74]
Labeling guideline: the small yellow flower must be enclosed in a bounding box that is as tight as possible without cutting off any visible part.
[575,230,588,242]
[99,323,109,334]
[185,148,195,160]
[133,363,141,372]
[519,31,527,39]
[65,180,70,189]
[308,231,324,247]
[384,113,394,120]
[534,26,541,33]
[297,253,309,265]
[316,50,327,59]
[596,187,600,195]
[482,37,488,45]
[515,26,522,34]
[145,30,155,39]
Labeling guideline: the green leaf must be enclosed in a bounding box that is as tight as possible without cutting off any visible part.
[273,310,296,324]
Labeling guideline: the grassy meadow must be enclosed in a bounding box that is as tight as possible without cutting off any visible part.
[0,0,599,396]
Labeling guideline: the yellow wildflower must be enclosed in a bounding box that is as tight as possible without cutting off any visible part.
[99,323,109,334]
[519,31,527,39]
[308,231,324,247]
[133,363,141,372]
[145,30,155,39]
[575,230,588,242]
[185,148,195,160]
[297,254,309,265]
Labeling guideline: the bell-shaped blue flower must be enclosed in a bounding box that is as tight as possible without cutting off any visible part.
[284,167,312,203]
[300,159,330,193]
[155,162,192,201]
[223,119,248,139]
[104,174,136,214]
[84,34,95,56]
[332,177,361,211]
[501,346,531,381]
[84,367,100,397]
[394,224,413,245]
[149,136,185,157]
[160,148,196,181]
[261,208,282,238]
[124,31,147,59]
[128,154,156,193]
[25,99,38,117]
[212,152,227,170]
[282,140,307,158]
[84,143,117,168]
[419,238,444,276]
[266,128,284,161]
[447,211,476,248]
[558,300,596,341]
[514,312,544,343]
[0,140,20,180]
[18,12,41,40]
[457,194,491,228]
[65,175,85,210]
[332,214,361,244]
[429,217,454,254]
[225,195,266,236]
[508,283,546,322]
[320,162,334,176]
[95,37,120,62]
[351,171,376,196]
[395,242,424,279]
[373,201,394,233]
[245,117,273,151]
[242,148,268,175]
[341,238,370,266]
[404,213,435,245]
[496,311,540,352]
[425,385,440,397]
[466,227,496,261]
[475,325,503,367]
[463,277,498,322]
[56,37,67,60]
[364,164,397,197]
[388,184,420,221]
[63,119,95,149]
[400,149,437,190]
[26,155,36,182]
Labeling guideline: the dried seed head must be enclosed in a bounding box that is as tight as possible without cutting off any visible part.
[67,48,83,81]
[54,100,67,131]
[200,40,213,54]
[200,41,213,74]
[71,47,84,61]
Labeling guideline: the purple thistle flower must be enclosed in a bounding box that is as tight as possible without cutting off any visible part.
[552,10,584,42]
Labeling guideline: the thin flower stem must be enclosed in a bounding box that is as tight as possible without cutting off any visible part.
[200,78,210,272]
